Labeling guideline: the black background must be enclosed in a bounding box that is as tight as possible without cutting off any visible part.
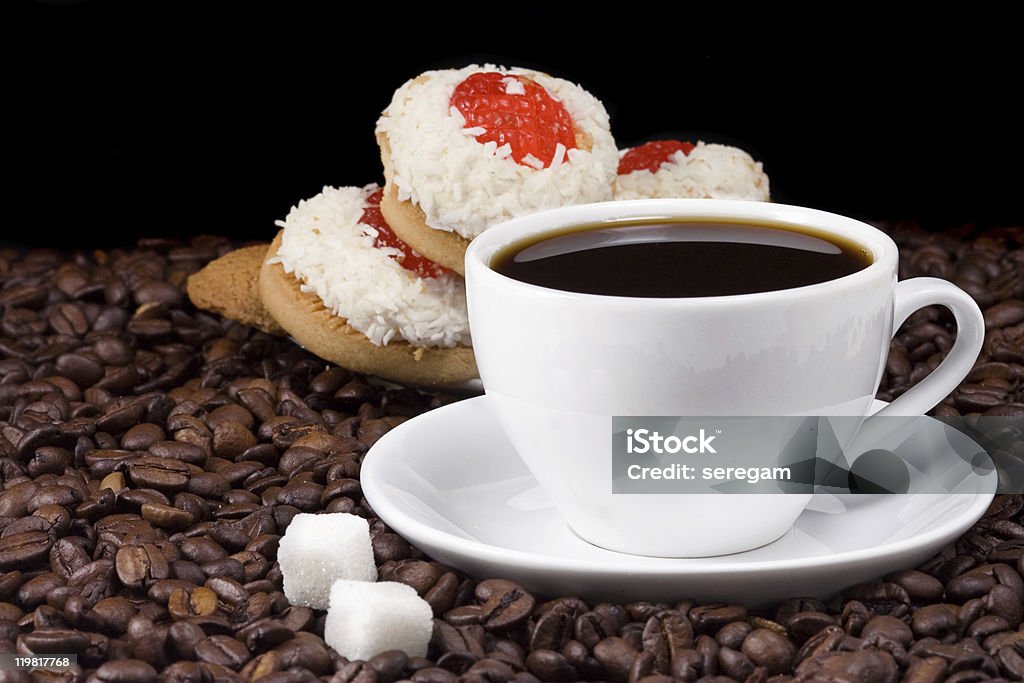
[11,3,1022,249]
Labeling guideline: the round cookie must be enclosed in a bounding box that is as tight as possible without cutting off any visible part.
[378,132,469,275]
[259,232,477,386]
[614,140,771,201]
[187,243,283,335]
[376,65,618,275]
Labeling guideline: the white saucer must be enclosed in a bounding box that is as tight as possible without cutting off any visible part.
[362,397,995,606]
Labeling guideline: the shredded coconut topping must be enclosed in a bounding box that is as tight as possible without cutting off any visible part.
[502,76,526,95]
[613,142,771,201]
[269,185,470,349]
[377,64,618,239]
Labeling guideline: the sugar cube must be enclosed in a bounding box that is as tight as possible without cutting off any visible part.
[278,512,376,609]
[325,579,433,661]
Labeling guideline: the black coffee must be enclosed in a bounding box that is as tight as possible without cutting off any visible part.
[491,219,873,297]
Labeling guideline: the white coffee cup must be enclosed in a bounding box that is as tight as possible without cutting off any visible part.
[464,199,985,557]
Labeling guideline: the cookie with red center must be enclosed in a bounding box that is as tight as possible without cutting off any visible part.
[451,72,579,168]
[614,140,771,202]
[257,184,476,387]
[618,140,696,174]
[376,65,618,275]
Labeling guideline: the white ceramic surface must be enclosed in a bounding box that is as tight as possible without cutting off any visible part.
[362,396,995,607]
[464,199,985,556]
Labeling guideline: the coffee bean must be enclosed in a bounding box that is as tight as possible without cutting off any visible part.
[641,610,694,674]
[885,570,945,603]
[689,604,748,635]
[0,531,51,569]
[912,605,960,641]
[331,661,378,683]
[0,482,40,518]
[592,637,637,683]
[366,650,408,683]
[127,456,191,491]
[148,440,207,465]
[412,668,458,683]
[716,621,752,649]
[524,651,573,683]
[140,503,195,531]
[50,537,90,580]
[741,629,796,675]
[901,655,949,683]
[782,611,836,646]
[986,584,1024,627]
[271,632,332,675]
[860,615,913,649]
[18,628,91,654]
[717,646,755,681]
[92,659,158,683]
[115,543,170,588]
[195,634,251,669]
[795,650,898,683]
[134,279,183,308]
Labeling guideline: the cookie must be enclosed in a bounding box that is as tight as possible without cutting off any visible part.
[259,231,477,387]
[186,243,283,335]
[375,65,619,274]
[614,140,771,201]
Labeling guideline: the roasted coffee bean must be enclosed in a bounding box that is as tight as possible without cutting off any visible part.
[718,646,755,681]
[412,668,458,683]
[271,632,332,675]
[689,604,748,635]
[17,628,91,654]
[92,659,158,683]
[695,635,720,676]
[127,456,191,491]
[50,537,90,580]
[716,621,752,650]
[741,629,796,675]
[886,569,945,603]
[140,503,195,531]
[0,531,51,569]
[148,440,207,465]
[843,582,910,615]
[572,609,618,649]
[121,423,166,451]
[334,661,379,683]
[236,618,292,650]
[912,605,960,641]
[642,610,694,673]
[784,611,837,646]
[0,482,40,518]
[986,584,1024,627]
[115,543,170,587]
[158,661,204,683]
[861,615,913,648]
[194,634,252,669]
[591,637,637,683]
[795,650,898,683]
[367,650,408,683]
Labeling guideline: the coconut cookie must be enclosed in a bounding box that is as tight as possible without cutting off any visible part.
[614,140,770,201]
[377,65,618,275]
[258,184,477,386]
[187,244,284,335]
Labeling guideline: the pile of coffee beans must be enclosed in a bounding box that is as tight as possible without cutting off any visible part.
[0,225,1022,683]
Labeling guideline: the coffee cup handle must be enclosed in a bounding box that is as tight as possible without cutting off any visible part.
[872,277,984,418]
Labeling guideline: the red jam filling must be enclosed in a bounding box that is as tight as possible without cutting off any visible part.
[451,72,577,168]
[362,189,450,280]
[618,140,696,175]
